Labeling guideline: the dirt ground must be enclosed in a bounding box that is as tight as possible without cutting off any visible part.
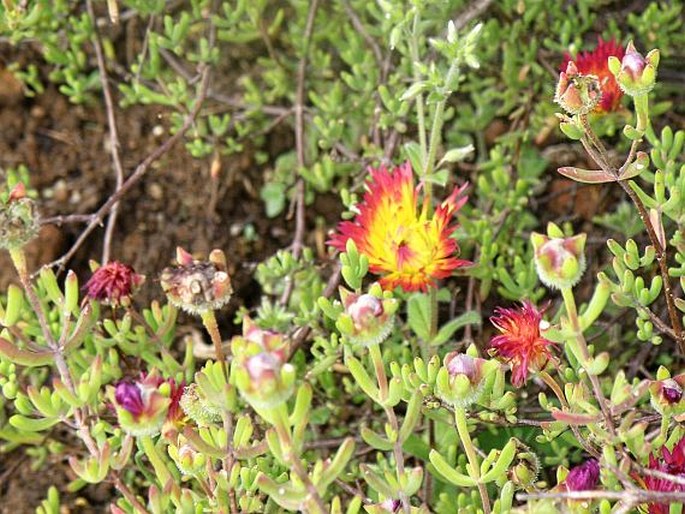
[0,43,306,510]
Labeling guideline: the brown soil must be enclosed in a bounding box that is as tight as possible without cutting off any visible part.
[0,43,300,510]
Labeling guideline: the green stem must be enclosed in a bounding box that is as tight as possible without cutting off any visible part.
[409,11,427,163]
[368,343,388,401]
[272,404,327,514]
[140,435,173,488]
[368,343,411,513]
[634,93,649,132]
[423,60,459,181]
[455,407,491,514]
[560,288,615,437]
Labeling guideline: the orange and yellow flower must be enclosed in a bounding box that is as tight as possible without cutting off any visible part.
[328,162,469,292]
[561,37,625,113]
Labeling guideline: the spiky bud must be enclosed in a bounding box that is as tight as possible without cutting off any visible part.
[436,351,494,408]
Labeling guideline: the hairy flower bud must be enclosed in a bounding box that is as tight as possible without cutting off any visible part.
[337,288,397,347]
[435,351,494,408]
[509,441,541,490]
[0,183,39,249]
[83,261,145,306]
[231,317,294,409]
[179,383,222,426]
[608,41,659,96]
[531,232,586,290]
[160,247,232,315]
[555,62,602,115]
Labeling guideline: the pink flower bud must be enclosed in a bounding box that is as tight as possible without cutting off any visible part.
[650,374,685,415]
[337,288,397,347]
[112,373,174,436]
[608,41,659,96]
[531,232,586,290]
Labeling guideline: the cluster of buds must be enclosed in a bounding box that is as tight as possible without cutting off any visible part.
[83,260,145,306]
[160,247,232,315]
[168,436,206,476]
[435,349,495,408]
[111,371,183,437]
[531,226,587,290]
[608,41,659,97]
[0,183,39,250]
[231,318,295,410]
[336,286,398,347]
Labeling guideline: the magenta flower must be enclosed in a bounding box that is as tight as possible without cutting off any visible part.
[636,436,685,514]
[489,301,555,387]
[565,458,600,491]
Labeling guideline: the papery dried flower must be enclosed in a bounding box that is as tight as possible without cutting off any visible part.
[337,288,397,347]
[160,247,232,315]
[509,441,541,490]
[489,301,555,387]
[0,182,39,249]
[561,37,625,113]
[565,459,600,492]
[179,383,222,426]
[83,261,144,305]
[555,61,602,115]
[328,162,469,292]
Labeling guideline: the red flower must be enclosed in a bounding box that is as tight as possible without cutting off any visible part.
[84,261,144,305]
[489,301,555,387]
[635,436,685,514]
[561,37,625,113]
[328,162,469,292]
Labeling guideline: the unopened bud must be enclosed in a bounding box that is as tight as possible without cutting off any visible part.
[608,42,659,96]
[436,351,494,408]
[337,288,397,347]
[531,230,586,290]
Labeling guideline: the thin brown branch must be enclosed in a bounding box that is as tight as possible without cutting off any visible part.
[279,0,320,307]
[45,64,212,274]
[87,0,126,264]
